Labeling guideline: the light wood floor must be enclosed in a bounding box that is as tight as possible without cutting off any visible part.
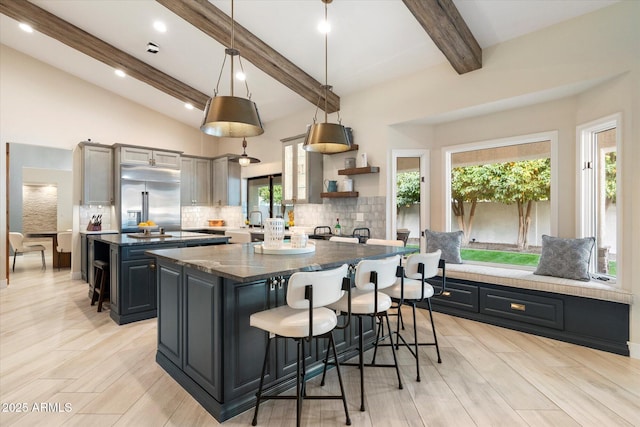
[2,251,640,426]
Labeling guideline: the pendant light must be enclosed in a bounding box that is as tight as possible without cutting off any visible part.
[229,138,261,166]
[303,0,351,154]
[201,0,264,137]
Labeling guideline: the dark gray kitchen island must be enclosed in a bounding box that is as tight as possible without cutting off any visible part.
[147,240,414,422]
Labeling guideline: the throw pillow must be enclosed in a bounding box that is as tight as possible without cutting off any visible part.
[534,235,595,281]
[425,230,463,264]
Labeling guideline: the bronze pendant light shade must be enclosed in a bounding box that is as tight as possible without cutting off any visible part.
[201,0,264,138]
[304,122,350,153]
[229,138,261,166]
[303,0,351,153]
[201,96,263,137]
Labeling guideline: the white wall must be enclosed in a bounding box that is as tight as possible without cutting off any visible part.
[1,2,638,356]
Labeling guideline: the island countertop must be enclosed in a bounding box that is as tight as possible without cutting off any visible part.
[147,239,415,283]
[91,231,228,246]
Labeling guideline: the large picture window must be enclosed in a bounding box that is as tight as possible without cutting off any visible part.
[444,132,558,267]
[578,114,620,280]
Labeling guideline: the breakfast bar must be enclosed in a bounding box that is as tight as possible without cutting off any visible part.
[147,240,414,422]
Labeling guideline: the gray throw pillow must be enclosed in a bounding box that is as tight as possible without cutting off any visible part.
[425,230,463,264]
[534,235,595,281]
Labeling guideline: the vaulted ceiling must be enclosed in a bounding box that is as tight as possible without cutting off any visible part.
[0,0,618,129]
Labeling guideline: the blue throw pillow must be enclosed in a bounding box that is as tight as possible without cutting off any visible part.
[534,235,595,281]
[425,230,463,264]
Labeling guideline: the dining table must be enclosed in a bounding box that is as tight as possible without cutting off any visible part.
[25,231,71,268]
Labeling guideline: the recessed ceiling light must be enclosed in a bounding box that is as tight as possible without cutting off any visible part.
[185,103,194,110]
[114,69,126,78]
[153,21,167,33]
[19,23,34,33]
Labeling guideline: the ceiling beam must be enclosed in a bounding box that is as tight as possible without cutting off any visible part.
[156,0,340,114]
[0,0,209,110]
[402,0,482,74]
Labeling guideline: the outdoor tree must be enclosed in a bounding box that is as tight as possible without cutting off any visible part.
[488,158,551,249]
[258,185,282,206]
[450,165,494,244]
[396,171,420,207]
[451,158,550,248]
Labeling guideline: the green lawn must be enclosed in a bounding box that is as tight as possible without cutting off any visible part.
[461,249,540,266]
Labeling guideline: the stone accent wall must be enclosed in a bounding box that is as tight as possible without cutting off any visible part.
[22,185,57,232]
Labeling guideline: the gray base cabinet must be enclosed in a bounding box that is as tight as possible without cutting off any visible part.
[426,277,630,355]
[155,261,376,422]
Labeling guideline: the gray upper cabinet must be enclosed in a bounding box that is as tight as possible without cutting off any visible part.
[212,157,240,206]
[181,156,211,206]
[80,142,113,205]
[120,146,181,168]
[281,134,323,204]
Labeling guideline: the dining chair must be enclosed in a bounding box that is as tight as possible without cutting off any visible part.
[224,230,252,244]
[365,238,405,247]
[327,255,404,412]
[250,264,352,427]
[56,231,72,270]
[329,236,360,243]
[382,250,445,381]
[8,232,46,271]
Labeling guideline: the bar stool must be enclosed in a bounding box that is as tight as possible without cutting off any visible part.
[250,264,352,427]
[326,255,403,412]
[382,250,445,381]
[90,260,109,312]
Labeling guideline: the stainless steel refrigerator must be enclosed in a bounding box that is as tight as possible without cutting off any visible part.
[118,165,181,233]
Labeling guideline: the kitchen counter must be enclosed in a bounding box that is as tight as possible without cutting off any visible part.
[148,240,415,421]
[88,232,228,325]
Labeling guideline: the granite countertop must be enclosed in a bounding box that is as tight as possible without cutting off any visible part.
[91,231,228,246]
[80,229,119,235]
[147,239,415,283]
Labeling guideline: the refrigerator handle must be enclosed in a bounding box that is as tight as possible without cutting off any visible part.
[142,191,149,223]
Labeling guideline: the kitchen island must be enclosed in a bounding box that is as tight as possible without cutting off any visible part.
[89,231,228,325]
[147,240,415,422]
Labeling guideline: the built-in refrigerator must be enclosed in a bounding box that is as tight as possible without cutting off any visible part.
[117,164,181,233]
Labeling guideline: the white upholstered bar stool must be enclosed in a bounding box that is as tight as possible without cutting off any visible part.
[9,232,46,271]
[329,236,360,243]
[250,264,352,427]
[224,230,252,244]
[382,250,445,381]
[327,255,403,412]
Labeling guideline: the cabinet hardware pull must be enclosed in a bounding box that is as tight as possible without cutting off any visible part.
[149,263,156,271]
[442,291,451,297]
[510,302,526,311]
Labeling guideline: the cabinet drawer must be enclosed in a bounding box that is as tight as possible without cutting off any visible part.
[480,288,564,330]
[430,280,479,312]
[122,243,181,260]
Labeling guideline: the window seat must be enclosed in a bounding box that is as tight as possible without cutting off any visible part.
[445,263,633,305]
[424,263,631,356]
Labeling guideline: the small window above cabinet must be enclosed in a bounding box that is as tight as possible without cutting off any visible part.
[281,134,323,204]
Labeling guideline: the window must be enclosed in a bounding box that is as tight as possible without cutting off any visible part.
[578,114,620,279]
[444,132,558,267]
[247,175,282,225]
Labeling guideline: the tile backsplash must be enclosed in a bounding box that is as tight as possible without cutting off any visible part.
[181,205,243,228]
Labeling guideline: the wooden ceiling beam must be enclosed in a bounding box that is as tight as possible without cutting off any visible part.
[402,0,482,74]
[156,0,340,114]
[0,0,209,110]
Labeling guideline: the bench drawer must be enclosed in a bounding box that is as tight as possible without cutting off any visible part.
[480,288,564,330]
[430,280,479,312]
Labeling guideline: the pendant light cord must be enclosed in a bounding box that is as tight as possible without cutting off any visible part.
[323,0,328,124]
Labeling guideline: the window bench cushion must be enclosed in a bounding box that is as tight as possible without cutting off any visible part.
[444,263,633,305]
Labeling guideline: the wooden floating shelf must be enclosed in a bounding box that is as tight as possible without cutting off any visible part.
[338,166,380,175]
[320,191,359,198]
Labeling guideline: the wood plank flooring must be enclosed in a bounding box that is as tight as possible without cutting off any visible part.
[2,251,639,426]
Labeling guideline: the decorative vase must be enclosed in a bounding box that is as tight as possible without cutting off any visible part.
[264,218,285,249]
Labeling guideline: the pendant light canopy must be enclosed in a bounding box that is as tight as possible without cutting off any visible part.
[303,0,351,153]
[201,0,264,138]
[229,138,260,166]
